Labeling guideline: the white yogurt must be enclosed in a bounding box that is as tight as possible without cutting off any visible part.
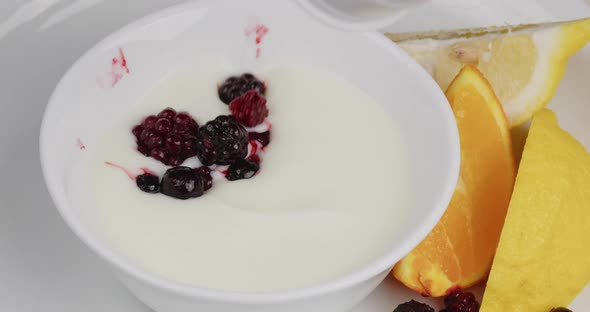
[87,60,410,292]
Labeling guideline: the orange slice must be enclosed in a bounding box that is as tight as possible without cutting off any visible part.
[392,65,516,297]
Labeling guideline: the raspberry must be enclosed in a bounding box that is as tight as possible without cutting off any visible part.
[393,300,434,312]
[194,166,213,191]
[248,131,271,147]
[174,112,195,127]
[218,73,266,104]
[132,125,144,137]
[160,166,204,199]
[157,108,176,120]
[444,290,480,312]
[143,115,158,127]
[154,118,172,134]
[140,128,163,149]
[226,156,260,181]
[195,115,249,166]
[150,147,168,163]
[133,108,199,166]
[136,173,160,193]
[229,90,269,127]
[183,138,197,158]
[165,134,182,155]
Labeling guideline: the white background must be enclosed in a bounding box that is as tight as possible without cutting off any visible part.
[1,0,589,311]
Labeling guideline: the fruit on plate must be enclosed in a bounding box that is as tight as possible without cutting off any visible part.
[387,18,590,127]
[393,65,516,297]
[480,109,590,311]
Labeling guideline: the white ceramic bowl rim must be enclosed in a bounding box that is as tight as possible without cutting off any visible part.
[40,0,460,304]
[295,0,431,31]
[295,0,410,31]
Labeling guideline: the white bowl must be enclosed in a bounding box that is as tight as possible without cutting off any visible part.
[296,0,430,31]
[40,0,459,311]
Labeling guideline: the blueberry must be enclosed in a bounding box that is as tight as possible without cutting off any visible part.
[160,166,204,200]
[136,173,160,193]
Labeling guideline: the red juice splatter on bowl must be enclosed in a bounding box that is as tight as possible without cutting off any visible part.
[76,138,86,150]
[245,23,269,59]
[104,161,153,180]
[97,47,130,88]
[110,48,130,86]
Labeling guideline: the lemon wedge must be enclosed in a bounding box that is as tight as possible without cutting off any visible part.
[387,18,590,127]
[480,109,590,311]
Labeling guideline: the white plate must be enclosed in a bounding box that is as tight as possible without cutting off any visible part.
[0,0,589,311]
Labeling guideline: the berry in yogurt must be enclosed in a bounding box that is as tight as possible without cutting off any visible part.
[226,155,260,181]
[218,73,266,104]
[160,166,205,200]
[195,115,250,166]
[136,173,160,193]
[132,108,199,166]
[229,89,269,127]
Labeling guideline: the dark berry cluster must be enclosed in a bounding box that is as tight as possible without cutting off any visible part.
[132,107,198,166]
[199,73,270,180]
[131,73,271,200]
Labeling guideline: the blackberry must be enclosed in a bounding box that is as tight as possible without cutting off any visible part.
[218,73,266,104]
[229,90,269,127]
[196,115,248,166]
[226,156,260,181]
[248,131,271,147]
[194,166,213,191]
[444,290,480,312]
[393,300,434,312]
[551,308,573,312]
[133,108,199,166]
[160,166,204,200]
[136,173,160,193]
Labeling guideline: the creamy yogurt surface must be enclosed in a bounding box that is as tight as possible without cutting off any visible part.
[87,59,410,292]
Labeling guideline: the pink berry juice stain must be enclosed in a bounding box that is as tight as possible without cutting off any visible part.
[76,138,86,150]
[245,23,269,59]
[110,48,130,86]
[97,47,130,88]
[104,161,153,180]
